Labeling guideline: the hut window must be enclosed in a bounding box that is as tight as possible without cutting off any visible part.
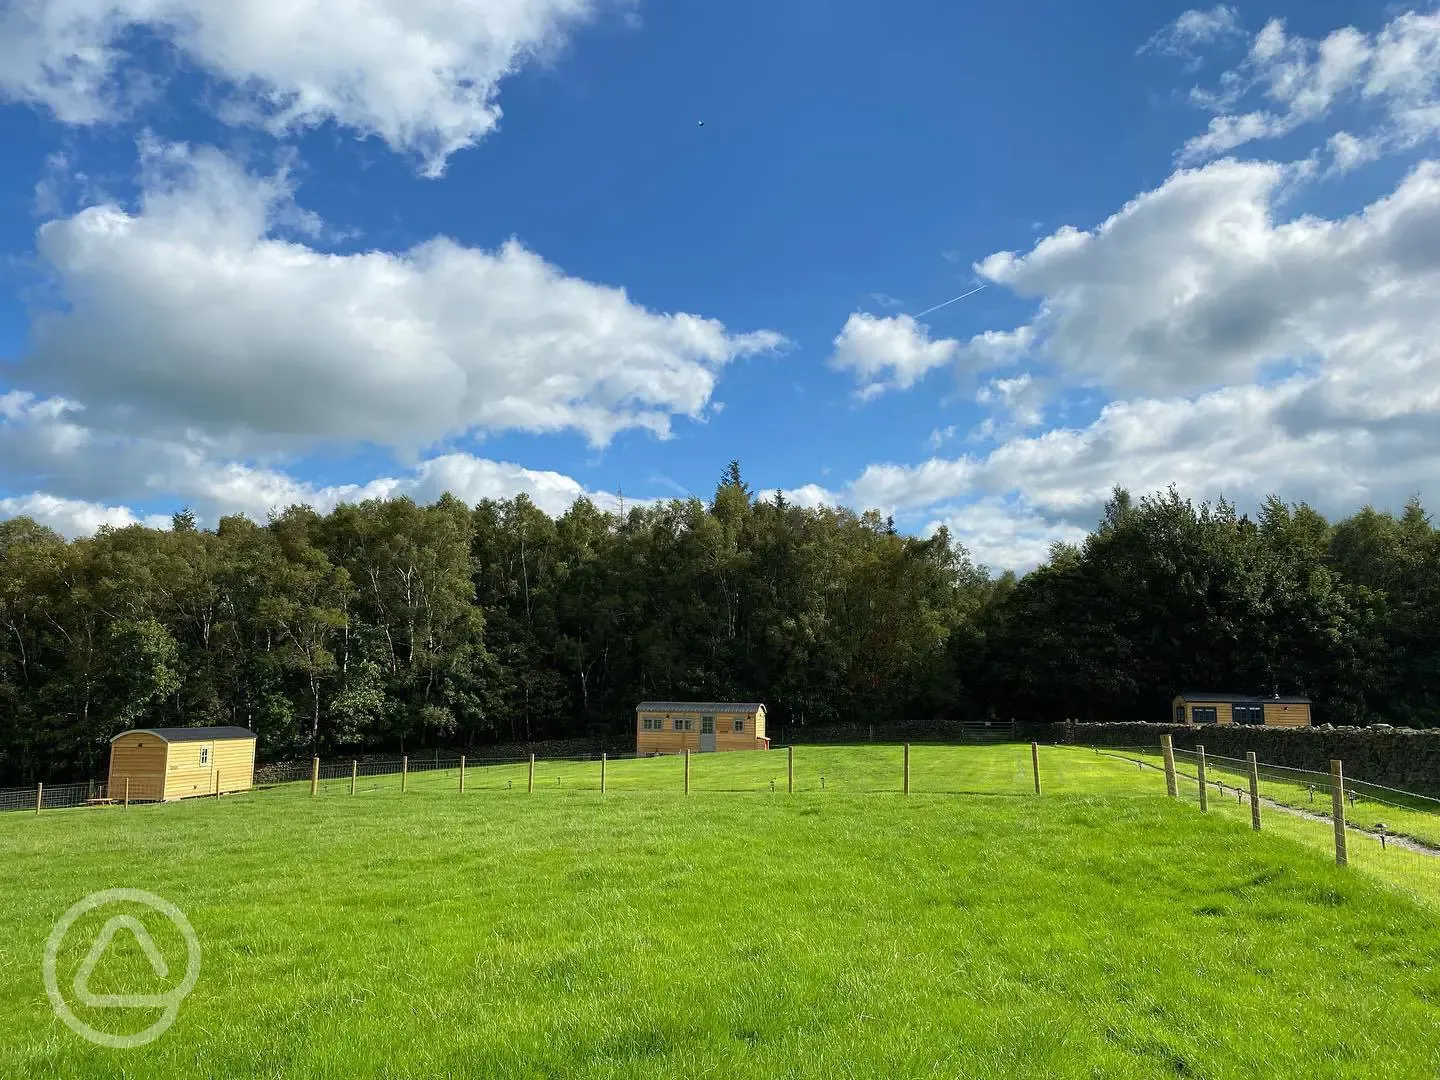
[673,717,693,732]
[733,718,745,732]
[1174,704,1185,724]
[1192,707,1218,725]
[199,747,211,766]
[1234,704,1264,726]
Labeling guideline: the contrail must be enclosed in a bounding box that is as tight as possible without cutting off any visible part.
[911,284,987,319]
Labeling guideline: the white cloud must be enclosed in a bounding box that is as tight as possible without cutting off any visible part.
[928,425,957,450]
[781,367,1440,570]
[756,483,839,511]
[828,312,960,399]
[923,498,1090,575]
[196,452,638,521]
[1139,6,1244,61]
[782,151,1440,569]
[17,142,783,457]
[0,0,615,176]
[975,373,1046,430]
[957,325,1035,371]
[0,493,170,535]
[1177,11,1440,164]
[969,156,1440,400]
[0,400,638,530]
[1328,130,1384,172]
[847,459,978,515]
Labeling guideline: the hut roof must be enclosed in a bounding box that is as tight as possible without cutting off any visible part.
[112,726,258,743]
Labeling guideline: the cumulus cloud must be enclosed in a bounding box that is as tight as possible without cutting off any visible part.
[923,498,1090,575]
[0,493,170,535]
[755,483,836,511]
[0,0,613,175]
[969,156,1440,399]
[828,312,960,400]
[777,368,1439,571]
[0,395,636,531]
[778,153,1440,569]
[1175,11,1440,164]
[16,142,782,457]
[975,373,1046,432]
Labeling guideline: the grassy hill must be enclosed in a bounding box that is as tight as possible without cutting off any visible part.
[4,746,1439,1078]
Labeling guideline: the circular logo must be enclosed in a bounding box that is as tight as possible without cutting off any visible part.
[42,888,201,1049]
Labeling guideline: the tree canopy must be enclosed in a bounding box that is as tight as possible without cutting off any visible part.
[2,469,1436,783]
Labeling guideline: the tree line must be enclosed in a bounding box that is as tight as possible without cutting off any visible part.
[2,462,1438,784]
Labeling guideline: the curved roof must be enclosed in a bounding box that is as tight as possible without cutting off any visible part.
[636,701,765,713]
[112,726,258,743]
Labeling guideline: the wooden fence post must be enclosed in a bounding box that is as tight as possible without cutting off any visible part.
[351,760,357,796]
[124,777,130,809]
[684,749,690,795]
[601,753,607,795]
[1246,752,1261,831]
[528,753,535,794]
[310,756,320,798]
[401,755,408,793]
[1161,735,1178,798]
[787,745,794,794]
[36,783,42,815]
[903,743,910,796]
[459,755,466,794]
[1331,759,1348,867]
[214,770,220,796]
[1031,742,1041,796]
[1196,745,1208,812]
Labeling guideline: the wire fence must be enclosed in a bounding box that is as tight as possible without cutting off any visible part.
[1090,741,1440,910]
[0,775,174,812]
[3,741,1044,811]
[11,738,1440,909]
[278,747,911,798]
[262,746,925,798]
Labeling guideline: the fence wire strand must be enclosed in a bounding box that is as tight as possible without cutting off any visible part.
[10,739,1440,910]
[1091,743,1440,909]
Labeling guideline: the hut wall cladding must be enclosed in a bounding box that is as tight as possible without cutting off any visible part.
[108,734,166,794]
[636,711,763,753]
[164,739,256,799]
[166,741,217,800]
[1033,721,1440,797]
[1262,701,1311,728]
[1173,697,1313,727]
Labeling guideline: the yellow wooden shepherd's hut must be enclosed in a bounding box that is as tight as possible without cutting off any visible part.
[1171,693,1312,728]
[107,726,258,802]
[636,702,768,754]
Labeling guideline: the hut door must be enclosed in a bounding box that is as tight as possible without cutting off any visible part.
[700,715,716,752]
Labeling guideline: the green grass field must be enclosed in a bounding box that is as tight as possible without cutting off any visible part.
[1106,746,1440,849]
[1102,747,1440,900]
[5,745,1440,1079]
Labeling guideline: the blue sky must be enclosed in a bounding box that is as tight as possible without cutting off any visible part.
[1,0,1437,570]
